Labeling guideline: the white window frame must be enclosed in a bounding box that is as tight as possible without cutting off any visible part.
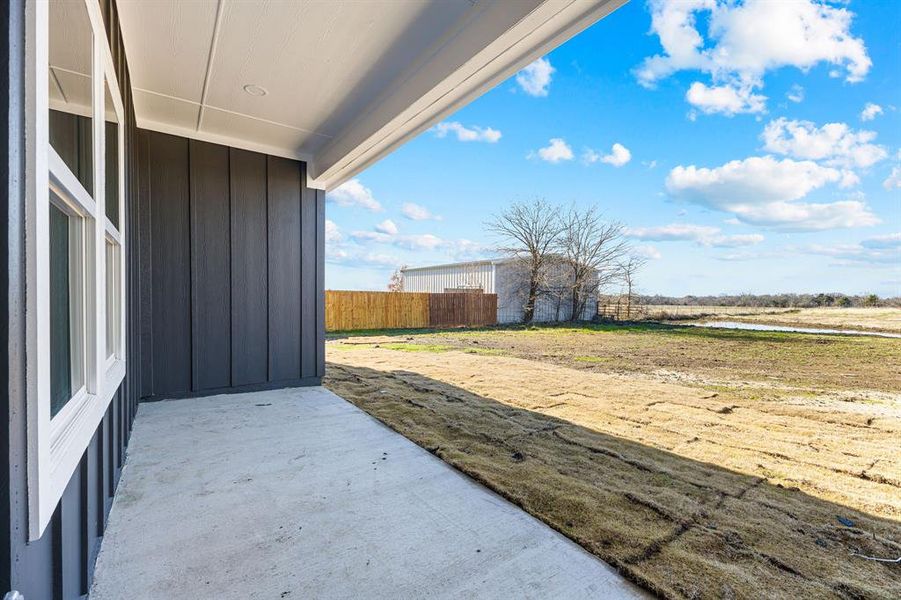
[24,0,127,541]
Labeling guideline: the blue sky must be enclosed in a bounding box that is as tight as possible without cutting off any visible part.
[325,0,900,297]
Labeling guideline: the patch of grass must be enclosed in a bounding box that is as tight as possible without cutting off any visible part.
[462,347,506,356]
[326,327,439,339]
[327,342,372,351]
[379,343,505,357]
[574,355,610,363]
[380,343,454,353]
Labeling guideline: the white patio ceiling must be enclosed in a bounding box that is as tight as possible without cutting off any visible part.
[117,0,624,189]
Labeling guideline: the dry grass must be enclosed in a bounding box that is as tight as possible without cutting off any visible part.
[324,324,901,599]
[729,307,901,334]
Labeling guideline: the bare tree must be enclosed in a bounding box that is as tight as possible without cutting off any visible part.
[486,199,562,323]
[558,206,628,321]
[387,265,406,292]
[618,255,647,319]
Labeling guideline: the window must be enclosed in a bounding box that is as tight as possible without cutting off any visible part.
[25,0,126,540]
[104,76,124,366]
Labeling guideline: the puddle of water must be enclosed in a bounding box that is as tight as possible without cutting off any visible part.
[689,321,901,339]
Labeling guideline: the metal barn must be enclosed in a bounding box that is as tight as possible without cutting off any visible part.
[402,259,598,324]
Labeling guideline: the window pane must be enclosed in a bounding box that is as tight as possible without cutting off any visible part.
[104,79,119,228]
[49,202,71,417]
[48,0,94,197]
[105,241,119,359]
[49,192,86,418]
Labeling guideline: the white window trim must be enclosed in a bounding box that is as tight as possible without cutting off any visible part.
[25,0,127,541]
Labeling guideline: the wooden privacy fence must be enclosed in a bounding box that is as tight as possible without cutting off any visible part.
[429,291,497,328]
[325,291,497,331]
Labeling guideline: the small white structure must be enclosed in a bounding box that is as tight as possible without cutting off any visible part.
[402,259,597,324]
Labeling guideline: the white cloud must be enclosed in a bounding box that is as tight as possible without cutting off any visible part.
[626,223,763,247]
[668,156,843,203]
[516,57,554,97]
[634,245,662,260]
[728,200,879,231]
[433,121,501,143]
[375,219,398,235]
[761,118,887,169]
[799,239,899,265]
[326,248,402,269]
[686,81,766,115]
[860,102,883,122]
[533,138,573,163]
[710,233,766,248]
[716,250,780,262]
[394,234,445,251]
[401,202,442,221]
[327,179,383,212]
[585,142,632,167]
[666,156,879,230]
[636,0,870,115]
[326,225,402,269]
[719,235,901,265]
[324,219,343,243]
[883,166,901,191]
[329,219,485,269]
[861,232,901,250]
[350,230,393,244]
[350,225,489,258]
[629,223,718,242]
[787,84,805,103]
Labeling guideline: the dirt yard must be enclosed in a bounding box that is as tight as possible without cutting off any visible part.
[324,323,901,599]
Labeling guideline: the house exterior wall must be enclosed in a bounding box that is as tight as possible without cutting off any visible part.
[402,262,496,294]
[136,130,326,400]
[2,1,327,596]
[3,1,138,597]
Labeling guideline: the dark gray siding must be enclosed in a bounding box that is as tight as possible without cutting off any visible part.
[230,149,269,386]
[267,156,303,382]
[190,141,232,390]
[147,132,192,396]
[137,130,324,399]
[3,1,139,597]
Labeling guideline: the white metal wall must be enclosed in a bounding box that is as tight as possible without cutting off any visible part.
[495,260,597,324]
[402,260,597,324]
[402,262,496,293]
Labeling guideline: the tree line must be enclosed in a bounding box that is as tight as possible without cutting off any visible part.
[631,292,898,308]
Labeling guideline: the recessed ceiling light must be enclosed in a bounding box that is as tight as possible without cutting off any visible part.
[243,84,267,97]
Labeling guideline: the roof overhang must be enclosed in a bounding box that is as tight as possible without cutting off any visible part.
[118,0,626,189]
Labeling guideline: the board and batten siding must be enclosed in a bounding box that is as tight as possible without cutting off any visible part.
[3,1,139,597]
[136,129,325,400]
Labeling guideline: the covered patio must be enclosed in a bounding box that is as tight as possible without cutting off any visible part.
[89,387,646,599]
[3,0,638,596]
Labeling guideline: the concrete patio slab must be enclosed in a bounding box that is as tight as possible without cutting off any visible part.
[90,387,648,599]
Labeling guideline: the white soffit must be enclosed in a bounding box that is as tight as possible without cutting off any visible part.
[118,0,625,189]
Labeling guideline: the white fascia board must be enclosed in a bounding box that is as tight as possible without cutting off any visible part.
[309,0,626,190]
